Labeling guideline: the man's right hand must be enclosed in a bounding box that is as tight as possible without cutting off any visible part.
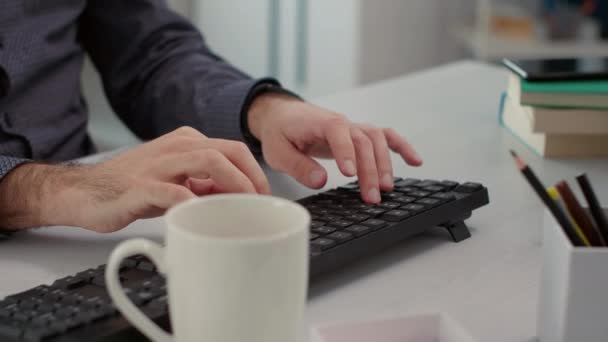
[0,127,270,233]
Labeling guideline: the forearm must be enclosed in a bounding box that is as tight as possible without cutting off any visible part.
[0,163,80,230]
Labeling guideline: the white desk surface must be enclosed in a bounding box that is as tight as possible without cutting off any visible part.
[2,61,607,342]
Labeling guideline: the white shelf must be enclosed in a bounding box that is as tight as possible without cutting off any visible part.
[456,26,608,61]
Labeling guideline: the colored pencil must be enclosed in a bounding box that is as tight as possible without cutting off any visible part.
[547,187,591,247]
[556,181,605,247]
[509,150,585,246]
[576,173,608,243]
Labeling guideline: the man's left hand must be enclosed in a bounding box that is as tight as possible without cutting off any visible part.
[248,93,423,204]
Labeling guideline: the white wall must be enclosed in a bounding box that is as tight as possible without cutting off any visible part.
[193,0,271,78]
[360,0,473,84]
[304,0,360,97]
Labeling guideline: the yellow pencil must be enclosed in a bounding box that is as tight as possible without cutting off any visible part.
[547,187,591,247]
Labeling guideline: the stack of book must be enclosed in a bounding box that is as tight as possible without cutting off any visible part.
[499,74,608,158]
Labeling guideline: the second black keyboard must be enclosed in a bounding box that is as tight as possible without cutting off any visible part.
[0,177,489,342]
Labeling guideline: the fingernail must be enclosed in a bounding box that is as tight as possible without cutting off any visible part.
[368,188,381,203]
[412,151,422,163]
[309,170,325,187]
[382,174,393,188]
[343,160,356,176]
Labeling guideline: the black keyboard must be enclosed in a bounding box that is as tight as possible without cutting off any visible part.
[0,177,489,342]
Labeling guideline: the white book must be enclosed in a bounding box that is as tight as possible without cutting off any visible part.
[500,94,608,158]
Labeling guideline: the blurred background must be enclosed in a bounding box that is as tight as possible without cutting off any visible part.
[85,0,608,151]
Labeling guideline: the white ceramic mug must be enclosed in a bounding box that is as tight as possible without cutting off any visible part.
[105,194,310,342]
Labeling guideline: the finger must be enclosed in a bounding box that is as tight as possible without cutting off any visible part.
[324,117,357,177]
[156,135,270,195]
[360,125,393,191]
[384,128,423,166]
[205,139,271,195]
[154,150,257,194]
[186,178,217,196]
[144,182,196,210]
[351,127,380,204]
[264,135,327,189]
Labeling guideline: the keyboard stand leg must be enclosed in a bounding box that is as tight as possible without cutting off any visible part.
[441,220,471,242]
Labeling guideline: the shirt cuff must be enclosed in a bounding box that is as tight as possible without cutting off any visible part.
[201,78,277,146]
[0,156,29,180]
[239,81,303,154]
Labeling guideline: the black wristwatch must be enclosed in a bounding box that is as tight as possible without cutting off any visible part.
[241,81,303,154]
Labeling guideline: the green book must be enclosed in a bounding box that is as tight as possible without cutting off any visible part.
[508,73,608,109]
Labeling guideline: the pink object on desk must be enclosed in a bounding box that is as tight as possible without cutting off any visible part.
[312,313,477,342]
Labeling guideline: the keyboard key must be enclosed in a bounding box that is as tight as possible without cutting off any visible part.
[11,312,29,322]
[0,308,12,319]
[326,204,346,210]
[395,186,418,193]
[120,258,138,269]
[422,185,444,193]
[312,226,337,235]
[401,203,426,213]
[341,199,362,205]
[133,291,156,305]
[47,289,67,302]
[345,225,373,237]
[310,208,330,215]
[329,209,357,216]
[7,286,50,302]
[416,198,442,208]
[0,319,23,340]
[31,312,57,326]
[147,295,168,311]
[381,210,412,222]
[454,182,483,193]
[440,180,459,189]
[311,221,325,228]
[381,192,402,200]
[345,213,370,222]
[328,220,354,229]
[326,231,354,243]
[378,201,401,209]
[19,299,41,310]
[408,191,431,198]
[361,208,386,216]
[310,238,336,252]
[430,192,456,202]
[361,219,387,230]
[345,203,373,210]
[394,178,419,187]
[394,196,416,204]
[52,276,88,290]
[319,215,341,222]
[0,298,17,308]
[415,180,438,187]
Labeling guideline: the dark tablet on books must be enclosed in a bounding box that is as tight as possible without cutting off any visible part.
[503,57,608,81]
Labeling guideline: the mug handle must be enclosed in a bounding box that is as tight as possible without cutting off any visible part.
[105,239,173,342]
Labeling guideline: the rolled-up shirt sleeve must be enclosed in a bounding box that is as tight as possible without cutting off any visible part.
[79,0,282,147]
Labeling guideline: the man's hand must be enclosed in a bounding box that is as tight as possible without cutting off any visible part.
[248,93,422,204]
[0,127,269,233]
